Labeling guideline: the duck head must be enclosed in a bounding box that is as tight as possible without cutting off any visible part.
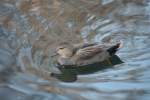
[56,45,74,58]
[51,42,74,58]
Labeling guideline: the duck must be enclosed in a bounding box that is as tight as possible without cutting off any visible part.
[52,42,121,67]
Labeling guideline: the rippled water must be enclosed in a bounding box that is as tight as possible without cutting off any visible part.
[0,0,150,100]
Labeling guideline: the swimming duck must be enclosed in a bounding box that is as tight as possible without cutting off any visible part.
[52,42,121,67]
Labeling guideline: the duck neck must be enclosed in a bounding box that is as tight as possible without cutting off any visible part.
[61,55,70,58]
[61,53,73,58]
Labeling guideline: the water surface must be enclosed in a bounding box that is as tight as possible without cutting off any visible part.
[0,0,150,100]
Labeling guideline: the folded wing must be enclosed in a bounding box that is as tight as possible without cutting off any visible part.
[75,45,106,59]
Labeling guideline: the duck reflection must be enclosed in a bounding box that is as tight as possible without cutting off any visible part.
[51,55,123,82]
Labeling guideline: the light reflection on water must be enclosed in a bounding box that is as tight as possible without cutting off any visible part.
[0,0,150,100]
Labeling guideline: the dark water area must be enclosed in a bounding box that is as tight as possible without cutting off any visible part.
[50,55,123,82]
[0,0,150,100]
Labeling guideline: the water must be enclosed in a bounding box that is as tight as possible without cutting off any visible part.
[0,0,150,100]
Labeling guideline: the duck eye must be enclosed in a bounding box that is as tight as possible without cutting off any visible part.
[59,47,64,49]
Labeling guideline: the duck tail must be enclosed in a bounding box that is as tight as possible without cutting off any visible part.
[107,43,121,55]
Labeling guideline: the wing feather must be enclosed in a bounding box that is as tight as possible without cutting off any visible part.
[75,45,104,59]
